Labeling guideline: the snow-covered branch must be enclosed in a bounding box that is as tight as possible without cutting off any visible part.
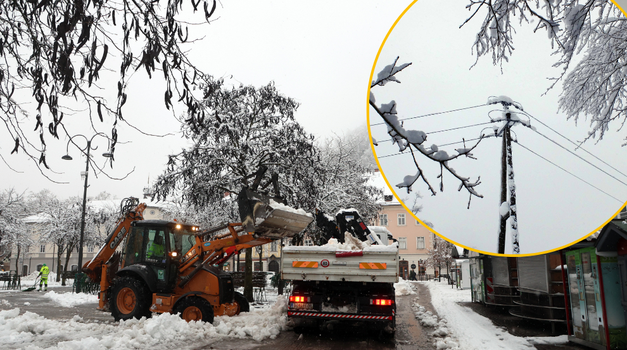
[371,58,484,207]
[463,0,627,143]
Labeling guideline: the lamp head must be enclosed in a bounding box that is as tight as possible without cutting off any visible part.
[62,154,73,161]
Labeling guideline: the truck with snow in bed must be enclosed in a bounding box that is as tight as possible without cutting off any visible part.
[281,209,399,335]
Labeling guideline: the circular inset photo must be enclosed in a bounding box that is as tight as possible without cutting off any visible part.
[368,0,627,255]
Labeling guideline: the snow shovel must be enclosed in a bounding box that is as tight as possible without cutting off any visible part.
[23,276,39,292]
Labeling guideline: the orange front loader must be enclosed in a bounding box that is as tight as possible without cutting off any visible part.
[83,193,312,323]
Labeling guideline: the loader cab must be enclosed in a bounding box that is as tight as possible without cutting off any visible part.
[123,220,199,292]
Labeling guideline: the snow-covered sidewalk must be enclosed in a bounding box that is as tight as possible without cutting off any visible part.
[412,280,569,350]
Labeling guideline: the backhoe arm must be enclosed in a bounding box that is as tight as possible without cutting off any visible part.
[83,200,146,282]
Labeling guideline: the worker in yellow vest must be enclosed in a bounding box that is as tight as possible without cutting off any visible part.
[38,264,50,291]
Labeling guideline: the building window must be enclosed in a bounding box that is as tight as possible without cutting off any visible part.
[416,237,425,249]
[88,246,94,253]
[270,241,278,252]
[304,238,313,246]
[397,213,406,226]
[399,237,407,250]
[40,245,45,253]
[379,214,388,226]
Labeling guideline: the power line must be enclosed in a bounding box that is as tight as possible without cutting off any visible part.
[529,127,627,187]
[370,103,487,127]
[375,121,495,145]
[522,110,627,181]
[515,141,624,203]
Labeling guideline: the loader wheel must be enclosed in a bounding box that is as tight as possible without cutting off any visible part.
[174,297,214,323]
[110,276,151,321]
[234,291,249,314]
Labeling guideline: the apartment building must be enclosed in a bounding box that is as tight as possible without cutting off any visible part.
[376,194,435,278]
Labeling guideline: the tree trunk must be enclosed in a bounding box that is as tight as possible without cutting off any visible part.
[62,244,72,286]
[56,243,63,282]
[244,248,253,302]
[14,245,20,274]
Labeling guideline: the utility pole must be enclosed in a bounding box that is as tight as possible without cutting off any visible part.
[498,119,509,254]
[493,100,525,254]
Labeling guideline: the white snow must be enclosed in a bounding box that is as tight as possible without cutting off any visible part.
[268,199,312,218]
[417,280,569,350]
[0,292,291,349]
[1,278,574,349]
[44,291,98,308]
[394,278,416,296]
[499,201,510,217]
[283,232,399,253]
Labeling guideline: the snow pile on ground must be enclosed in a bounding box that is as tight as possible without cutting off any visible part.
[423,280,569,350]
[394,278,416,296]
[43,291,98,307]
[413,303,438,327]
[0,295,290,349]
[410,295,459,349]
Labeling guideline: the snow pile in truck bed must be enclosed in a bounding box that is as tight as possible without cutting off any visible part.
[283,233,399,253]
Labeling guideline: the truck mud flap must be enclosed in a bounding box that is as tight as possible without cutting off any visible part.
[255,207,313,239]
[287,310,394,321]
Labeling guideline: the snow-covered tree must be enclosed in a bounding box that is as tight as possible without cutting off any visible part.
[36,195,100,284]
[463,0,627,143]
[314,130,382,220]
[153,81,320,301]
[161,195,240,229]
[153,81,319,212]
[1,0,219,173]
[0,189,30,272]
[370,57,484,208]
[306,128,383,244]
[425,235,455,279]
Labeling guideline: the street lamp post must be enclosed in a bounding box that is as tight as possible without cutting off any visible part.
[62,133,113,293]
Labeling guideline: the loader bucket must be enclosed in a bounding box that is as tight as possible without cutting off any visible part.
[254,204,313,239]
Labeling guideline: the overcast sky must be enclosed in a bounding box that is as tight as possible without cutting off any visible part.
[1,1,409,201]
[3,1,627,256]
[369,1,627,255]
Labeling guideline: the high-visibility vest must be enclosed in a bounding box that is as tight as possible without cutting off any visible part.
[147,242,165,257]
[40,266,49,278]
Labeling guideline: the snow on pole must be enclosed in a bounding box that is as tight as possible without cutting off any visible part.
[493,100,524,254]
[506,124,520,254]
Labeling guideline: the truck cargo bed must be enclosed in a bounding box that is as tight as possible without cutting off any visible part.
[281,245,399,283]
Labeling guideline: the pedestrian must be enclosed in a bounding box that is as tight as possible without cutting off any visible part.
[38,264,50,291]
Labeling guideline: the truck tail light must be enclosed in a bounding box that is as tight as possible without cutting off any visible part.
[289,295,310,303]
[371,299,393,306]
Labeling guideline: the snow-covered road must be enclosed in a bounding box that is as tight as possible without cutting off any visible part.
[0,278,574,349]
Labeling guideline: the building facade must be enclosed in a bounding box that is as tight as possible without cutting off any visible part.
[6,199,166,277]
[375,195,435,278]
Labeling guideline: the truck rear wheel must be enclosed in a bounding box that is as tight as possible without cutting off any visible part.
[234,291,249,314]
[174,297,214,323]
[110,276,151,321]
